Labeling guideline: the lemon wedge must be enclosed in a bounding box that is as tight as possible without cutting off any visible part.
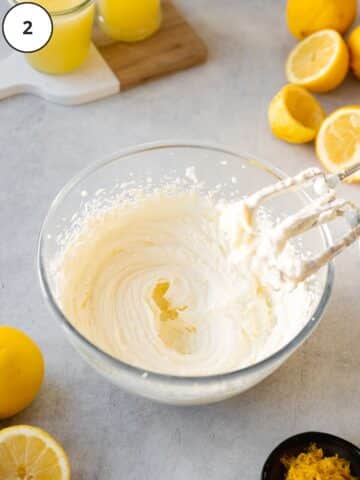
[286,29,349,92]
[268,84,325,143]
[0,425,71,480]
[316,106,360,182]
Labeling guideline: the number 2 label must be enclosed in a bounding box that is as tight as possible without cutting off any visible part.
[23,20,33,35]
[2,3,53,53]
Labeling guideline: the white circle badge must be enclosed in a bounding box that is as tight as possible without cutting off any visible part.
[2,2,53,53]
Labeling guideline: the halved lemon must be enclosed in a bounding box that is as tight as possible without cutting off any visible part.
[286,29,349,92]
[316,106,360,182]
[0,425,70,480]
[268,84,325,143]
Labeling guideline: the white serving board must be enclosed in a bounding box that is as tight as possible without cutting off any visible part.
[0,43,120,105]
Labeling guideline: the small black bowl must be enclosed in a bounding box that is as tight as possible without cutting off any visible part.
[262,432,360,480]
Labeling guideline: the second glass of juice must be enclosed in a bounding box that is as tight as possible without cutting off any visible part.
[97,0,162,42]
[17,0,95,75]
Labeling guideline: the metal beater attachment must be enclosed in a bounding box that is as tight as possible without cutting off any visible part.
[242,164,360,286]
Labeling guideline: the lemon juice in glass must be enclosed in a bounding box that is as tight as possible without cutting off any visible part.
[13,0,95,74]
[97,0,162,42]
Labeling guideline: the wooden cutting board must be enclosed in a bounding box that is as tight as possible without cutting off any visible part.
[94,0,208,90]
[0,0,207,105]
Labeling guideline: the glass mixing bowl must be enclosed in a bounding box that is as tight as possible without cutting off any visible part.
[38,142,334,405]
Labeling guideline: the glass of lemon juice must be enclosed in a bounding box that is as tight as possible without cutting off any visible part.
[97,0,162,42]
[12,0,95,74]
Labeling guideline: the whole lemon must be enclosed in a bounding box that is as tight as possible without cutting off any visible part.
[0,326,44,419]
[348,26,360,79]
[286,0,357,39]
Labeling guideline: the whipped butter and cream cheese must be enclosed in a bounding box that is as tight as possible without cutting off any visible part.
[55,183,317,376]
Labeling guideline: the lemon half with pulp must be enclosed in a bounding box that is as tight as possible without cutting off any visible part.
[286,29,349,93]
[316,106,360,182]
[0,425,71,480]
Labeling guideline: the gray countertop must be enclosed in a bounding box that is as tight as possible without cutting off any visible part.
[1,1,360,479]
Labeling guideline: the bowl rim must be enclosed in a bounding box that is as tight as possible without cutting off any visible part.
[37,140,334,385]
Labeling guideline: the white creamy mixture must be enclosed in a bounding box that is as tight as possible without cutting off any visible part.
[55,185,318,376]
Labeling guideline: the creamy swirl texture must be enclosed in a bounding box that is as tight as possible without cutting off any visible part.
[56,191,315,376]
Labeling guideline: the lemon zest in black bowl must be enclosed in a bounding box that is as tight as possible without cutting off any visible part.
[281,443,358,480]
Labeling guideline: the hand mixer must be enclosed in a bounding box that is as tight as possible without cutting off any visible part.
[238,163,360,286]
